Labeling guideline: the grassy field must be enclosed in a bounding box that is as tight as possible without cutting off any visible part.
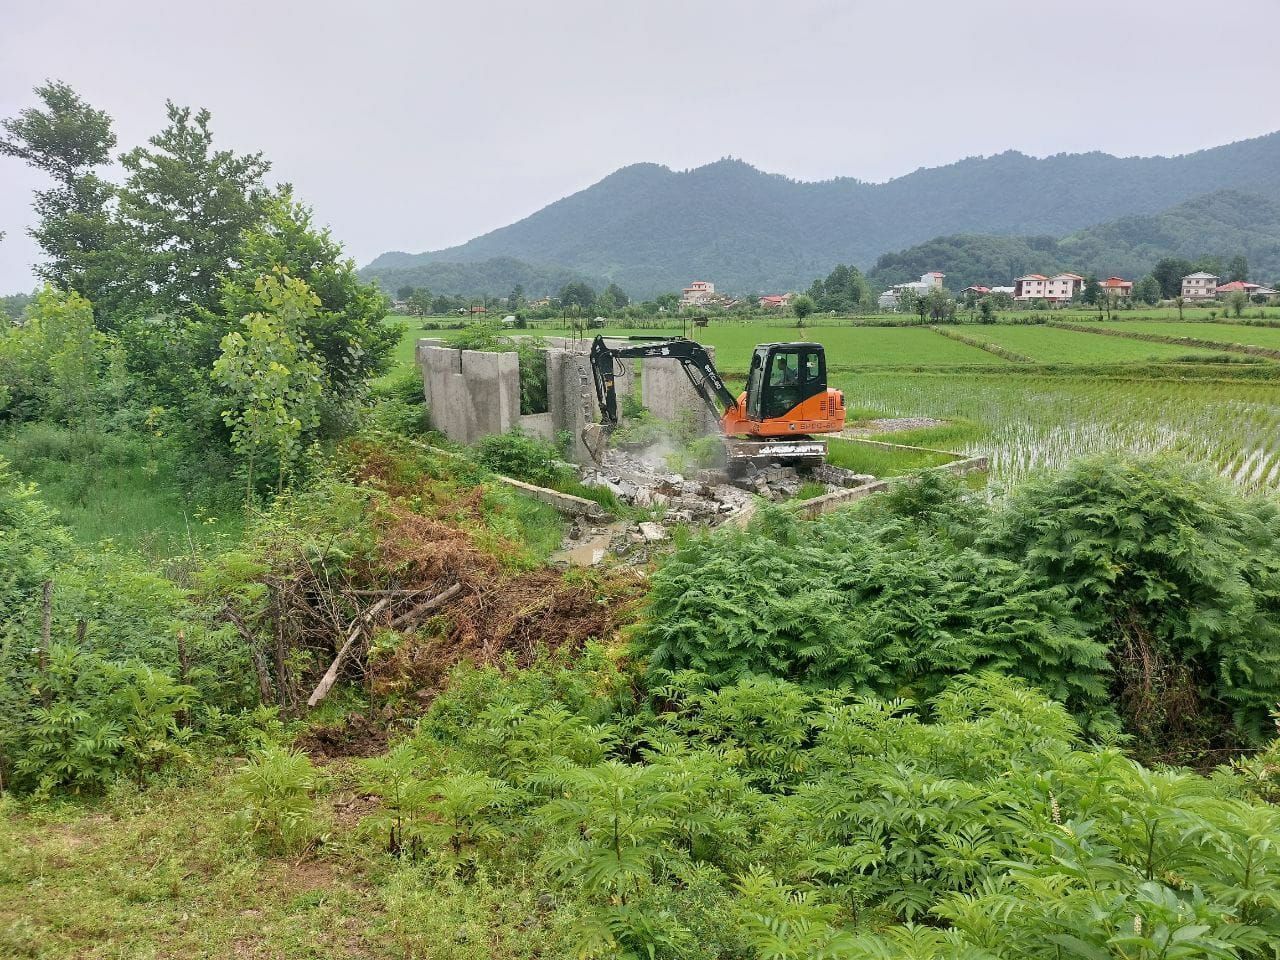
[835,370,1280,491]
[950,324,1232,363]
[1089,319,1280,350]
[0,424,244,558]
[0,763,559,960]
[388,315,1280,492]
[693,324,1005,372]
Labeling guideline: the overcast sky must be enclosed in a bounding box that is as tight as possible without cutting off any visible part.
[3,0,1279,291]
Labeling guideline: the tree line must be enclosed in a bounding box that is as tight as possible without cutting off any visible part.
[0,82,395,496]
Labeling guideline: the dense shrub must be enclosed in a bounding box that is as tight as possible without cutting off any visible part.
[638,457,1280,749]
[985,456,1280,746]
[3,643,195,795]
[362,658,1280,960]
[638,476,1113,726]
[474,429,573,488]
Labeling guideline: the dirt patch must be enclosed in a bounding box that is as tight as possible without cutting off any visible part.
[296,713,390,761]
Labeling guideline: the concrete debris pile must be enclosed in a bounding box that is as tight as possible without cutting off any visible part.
[582,448,755,523]
[549,445,884,567]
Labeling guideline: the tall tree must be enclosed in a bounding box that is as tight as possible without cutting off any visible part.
[559,281,596,312]
[1081,276,1102,306]
[220,192,394,426]
[213,270,323,498]
[117,102,271,318]
[1227,255,1249,282]
[1152,258,1194,299]
[1134,275,1161,305]
[0,82,126,320]
[603,282,628,309]
[407,288,433,316]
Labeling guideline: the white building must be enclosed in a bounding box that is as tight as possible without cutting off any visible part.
[878,271,945,309]
[1013,273,1085,302]
[1181,272,1219,300]
[680,280,716,308]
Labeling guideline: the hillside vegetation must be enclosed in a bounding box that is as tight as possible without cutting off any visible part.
[365,133,1280,294]
[868,190,1280,290]
[360,255,604,300]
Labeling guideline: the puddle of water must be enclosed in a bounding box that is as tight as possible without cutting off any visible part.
[550,523,627,566]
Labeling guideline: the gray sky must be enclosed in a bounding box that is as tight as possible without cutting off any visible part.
[3,0,1279,292]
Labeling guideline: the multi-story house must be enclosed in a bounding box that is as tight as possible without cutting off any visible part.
[680,280,716,308]
[1013,273,1085,302]
[1181,272,1219,300]
[1100,277,1133,298]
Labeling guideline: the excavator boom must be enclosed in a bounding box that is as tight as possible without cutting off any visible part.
[589,335,737,427]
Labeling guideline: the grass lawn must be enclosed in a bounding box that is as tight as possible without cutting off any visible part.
[0,423,244,559]
[953,324,1234,363]
[0,761,571,960]
[1090,320,1280,350]
[692,324,1008,373]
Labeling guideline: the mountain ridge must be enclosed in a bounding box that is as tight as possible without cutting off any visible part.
[364,131,1280,295]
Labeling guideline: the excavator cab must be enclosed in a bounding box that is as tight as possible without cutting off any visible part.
[744,343,828,421]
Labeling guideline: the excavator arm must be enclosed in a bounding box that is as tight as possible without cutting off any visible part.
[589,335,738,429]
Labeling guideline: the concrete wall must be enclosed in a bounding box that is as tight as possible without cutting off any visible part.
[417,335,720,463]
[416,340,520,444]
[639,345,721,435]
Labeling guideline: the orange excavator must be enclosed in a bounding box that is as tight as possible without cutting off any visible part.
[587,335,845,469]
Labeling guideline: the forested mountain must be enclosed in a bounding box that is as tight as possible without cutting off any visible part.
[359,255,601,299]
[366,132,1280,295]
[866,191,1280,291]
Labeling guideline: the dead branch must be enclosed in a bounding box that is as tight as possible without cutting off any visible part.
[390,583,463,631]
[306,595,394,708]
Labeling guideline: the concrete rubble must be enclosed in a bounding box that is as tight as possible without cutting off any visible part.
[550,445,876,567]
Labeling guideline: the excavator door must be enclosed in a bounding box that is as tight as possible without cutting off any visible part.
[745,343,828,422]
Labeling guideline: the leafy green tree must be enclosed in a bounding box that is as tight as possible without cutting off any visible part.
[1228,289,1248,318]
[507,283,525,312]
[395,284,414,302]
[807,264,869,313]
[0,82,127,321]
[924,286,955,322]
[220,192,394,427]
[1081,275,1102,305]
[403,288,431,316]
[117,102,271,318]
[1152,258,1194,299]
[1227,254,1249,282]
[0,286,101,425]
[1134,275,1161,305]
[559,281,596,312]
[212,270,324,498]
[603,282,628,309]
[791,294,815,324]
[653,292,680,312]
[977,297,995,323]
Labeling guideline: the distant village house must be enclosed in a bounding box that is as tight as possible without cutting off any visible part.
[680,280,716,308]
[878,271,945,309]
[758,293,793,309]
[1215,280,1278,299]
[1181,272,1219,300]
[1100,277,1133,298]
[1013,273,1085,302]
